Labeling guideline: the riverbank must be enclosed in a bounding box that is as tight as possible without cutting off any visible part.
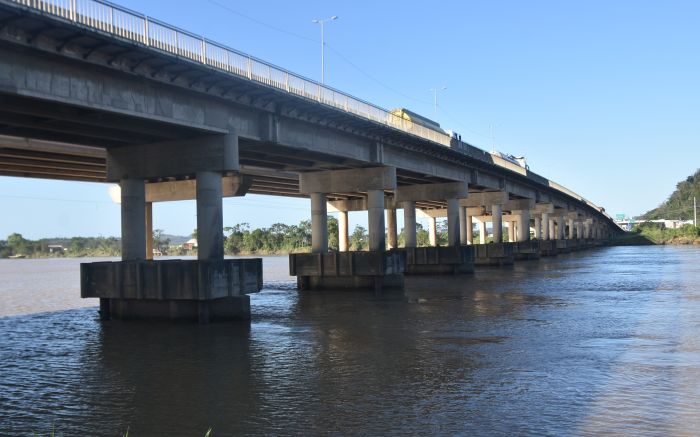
[617,224,700,245]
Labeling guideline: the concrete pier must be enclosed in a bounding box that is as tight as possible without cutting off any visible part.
[311,192,328,253]
[473,243,514,266]
[290,251,405,291]
[338,210,349,252]
[403,201,417,248]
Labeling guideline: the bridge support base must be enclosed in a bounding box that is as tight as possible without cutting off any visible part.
[290,251,405,292]
[402,246,475,275]
[539,240,558,257]
[473,243,515,266]
[82,259,262,322]
[513,241,541,260]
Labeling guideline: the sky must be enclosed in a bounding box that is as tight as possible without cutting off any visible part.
[1,0,699,239]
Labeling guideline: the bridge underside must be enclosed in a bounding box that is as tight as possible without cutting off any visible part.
[0,1,620,322]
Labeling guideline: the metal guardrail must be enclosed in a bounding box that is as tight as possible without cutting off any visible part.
[7,0,614,222]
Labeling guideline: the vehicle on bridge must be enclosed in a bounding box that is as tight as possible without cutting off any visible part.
[390,108,443,132]
[490,151,529,170]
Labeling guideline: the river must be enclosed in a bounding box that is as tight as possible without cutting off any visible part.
[1,246,699,436]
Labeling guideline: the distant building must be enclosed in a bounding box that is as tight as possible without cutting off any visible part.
[616,219,694,231]
[47,245,65,254]
[182,238,198,251]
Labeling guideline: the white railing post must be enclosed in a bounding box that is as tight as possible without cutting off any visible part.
[285,72,289,92]
[108,5,113,33]
[70,0,76,21]
[201,39,206,64]
[143,16,149,45]
[247,57,252,80]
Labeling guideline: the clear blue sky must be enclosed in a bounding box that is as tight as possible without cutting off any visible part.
[2,0,698,239]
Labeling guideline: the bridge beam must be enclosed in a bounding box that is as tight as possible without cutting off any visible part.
[300,167,397,253]
[396,181,468,248]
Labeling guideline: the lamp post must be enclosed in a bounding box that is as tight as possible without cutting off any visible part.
[312,16,338,84]
[429,86,447,115]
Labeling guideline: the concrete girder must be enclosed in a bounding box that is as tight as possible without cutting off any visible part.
[299,166,396,194]
[460,191,508,208]
[142,175,251,202]
[503,198,535,212]
[107,134,239,181]
[533,202,555,214]
[394,181,469,203]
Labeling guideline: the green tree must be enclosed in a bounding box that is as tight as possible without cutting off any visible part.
[327,216,339,251]
[152,229,171,255]
[350,225,367,251]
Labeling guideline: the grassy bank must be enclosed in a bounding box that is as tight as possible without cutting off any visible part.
[622,223,700,245]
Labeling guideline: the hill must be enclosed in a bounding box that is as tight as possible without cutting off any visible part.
[640,168,700,220]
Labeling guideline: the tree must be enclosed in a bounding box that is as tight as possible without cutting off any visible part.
[350,225,367,251]
[152,229,171,255]
[327,215,339,251]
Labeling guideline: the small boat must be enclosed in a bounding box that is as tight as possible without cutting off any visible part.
[8,254,26,259]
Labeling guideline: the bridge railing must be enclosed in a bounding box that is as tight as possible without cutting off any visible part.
[8,0,614,222]
[9,0,453,148]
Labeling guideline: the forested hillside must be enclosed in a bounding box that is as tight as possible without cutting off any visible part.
[641,169,700,220]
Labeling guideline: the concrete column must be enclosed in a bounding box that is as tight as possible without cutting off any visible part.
[310,192,328,253]
[367,189,385,251]
[121,178,146,261]
[568,217,575,240]
[403,201,417,248]
[509,221,517,242]
[428,216,438,247]
[446,198,460,247]
[387,208,398,249]
[584,222,591,239]
[459,206,468,245]
[145,201,153,260]
[492,204,503,243]
[549,217,556,240]
[542,212,549,240]
[558,217,566,240]
[338,210,349,252]
[517,210,531,242]
[479,220,486,244]
[196,171,224,260]
[534,216,542,240]
[466,214,474,245]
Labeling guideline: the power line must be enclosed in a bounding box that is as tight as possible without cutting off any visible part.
[205,0,317,44]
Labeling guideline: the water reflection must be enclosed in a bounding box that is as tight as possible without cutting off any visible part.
[1,247,700,435]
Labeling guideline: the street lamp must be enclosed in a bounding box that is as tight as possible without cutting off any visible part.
[429,86,447,115]
[312,15,338,84]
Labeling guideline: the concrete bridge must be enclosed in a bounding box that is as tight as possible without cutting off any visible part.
[0,0,621,322]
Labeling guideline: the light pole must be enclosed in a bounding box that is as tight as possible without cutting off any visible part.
[312,16,338,84]
[429,86,447,115]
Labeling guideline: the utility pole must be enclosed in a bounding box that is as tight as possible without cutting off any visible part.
[694,196,697,227]
[429,86,447,115]
[312,16,338,84]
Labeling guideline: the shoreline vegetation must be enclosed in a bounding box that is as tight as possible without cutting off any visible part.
[623,223,700,245]
[0,217,444,259]
[3,220,697,259]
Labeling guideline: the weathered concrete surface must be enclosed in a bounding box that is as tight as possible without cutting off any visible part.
[81,259,262,299]
[402,246,475,275]
[299,167,396,194]
[81,259,262,321]
[539,239,559,257]
[107,134,238,181]
[394,182,468,202]
[473,243,515,266]
[289,251,405,290]
[512,240,541,260]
